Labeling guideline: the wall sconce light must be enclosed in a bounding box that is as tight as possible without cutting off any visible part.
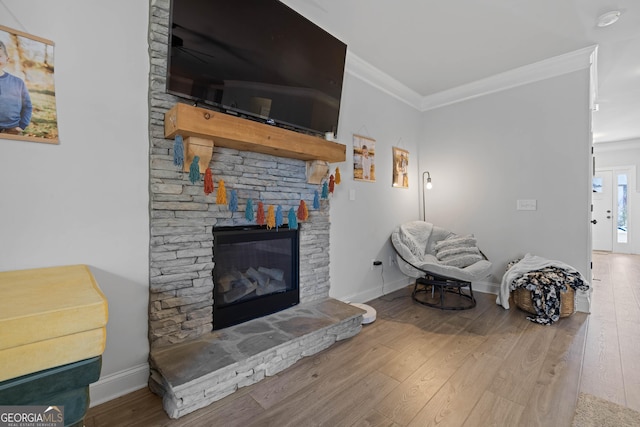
[422,171,432,221]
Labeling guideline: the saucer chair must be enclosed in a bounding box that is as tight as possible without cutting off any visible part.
[391,221,492,310]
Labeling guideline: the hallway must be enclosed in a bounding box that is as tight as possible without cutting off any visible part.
[580,251,640,411]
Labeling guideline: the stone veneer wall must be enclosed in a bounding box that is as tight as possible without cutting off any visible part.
[148,0,331,349]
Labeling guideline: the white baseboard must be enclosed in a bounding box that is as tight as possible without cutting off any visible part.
[89,363,149,407]
[341,277,412,304]
[341,277,499,305]
[473,280,500,295]
[575,288,592,313]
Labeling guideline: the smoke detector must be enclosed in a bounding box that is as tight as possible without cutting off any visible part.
[597,10,621,27]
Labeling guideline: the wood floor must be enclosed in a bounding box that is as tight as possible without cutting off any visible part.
[580,251,640,412]
[85,252,640,427]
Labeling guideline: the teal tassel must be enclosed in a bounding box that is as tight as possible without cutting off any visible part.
[321,181,329,199]
[288,207,298,230]
[173,135,184,167]
[229,190,238,212]
[275,205,284,229]
[313,190,320,209]
[245,199,254,221]
[189,156,200,184]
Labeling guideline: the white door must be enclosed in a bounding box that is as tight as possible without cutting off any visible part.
[592,170,613,251]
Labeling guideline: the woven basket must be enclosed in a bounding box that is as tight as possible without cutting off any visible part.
[512,287,575,318]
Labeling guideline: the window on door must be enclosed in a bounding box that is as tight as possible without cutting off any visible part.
[617,174,628,244]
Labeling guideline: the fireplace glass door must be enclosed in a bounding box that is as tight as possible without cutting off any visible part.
[213,226,299,329]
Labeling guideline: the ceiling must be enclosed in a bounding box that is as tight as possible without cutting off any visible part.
[282,0,640,144]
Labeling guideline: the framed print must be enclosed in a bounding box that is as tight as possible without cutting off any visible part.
[353,134,375,182]
[392,147,409,188]
[0,25,58,144]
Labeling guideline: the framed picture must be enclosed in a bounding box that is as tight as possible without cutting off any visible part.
[392,147,409,188]
[353,134,375,182]
[0,25,58,144]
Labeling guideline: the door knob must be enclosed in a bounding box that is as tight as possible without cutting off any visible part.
[591,219,597,224]
[607,210,611,213]
[607,216,611,219]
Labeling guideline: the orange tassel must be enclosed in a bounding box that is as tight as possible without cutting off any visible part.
[204,168,214,195]
[216,180,227,205]
[256,201,266,225]
[335,167,341,184]
[297,200,308,221]
[266,205,275,229]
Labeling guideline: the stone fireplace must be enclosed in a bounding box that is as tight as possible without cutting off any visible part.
[148,141,334,346]
[146,0,364,419]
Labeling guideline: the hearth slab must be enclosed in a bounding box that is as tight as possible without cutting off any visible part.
[275,315,335,338]
[149,297,365,418]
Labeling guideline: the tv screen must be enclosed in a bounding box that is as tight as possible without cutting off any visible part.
[167,0,347,137]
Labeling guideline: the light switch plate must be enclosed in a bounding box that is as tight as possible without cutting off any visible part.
[517,199,537,210]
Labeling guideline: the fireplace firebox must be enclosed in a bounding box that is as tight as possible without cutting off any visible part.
[213,225,299,330]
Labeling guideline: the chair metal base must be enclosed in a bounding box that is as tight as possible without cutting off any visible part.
[412,273,476,310]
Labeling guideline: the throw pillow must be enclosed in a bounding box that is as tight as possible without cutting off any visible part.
[434,234,477,251]
[434,234,483,268]
[440,253,484,268]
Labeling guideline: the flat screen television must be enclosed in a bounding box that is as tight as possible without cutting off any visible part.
[167,0,347,137]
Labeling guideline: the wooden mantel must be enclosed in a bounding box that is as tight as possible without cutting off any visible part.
[164,103,346,163]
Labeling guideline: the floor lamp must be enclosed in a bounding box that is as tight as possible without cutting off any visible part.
[422,171,432,221]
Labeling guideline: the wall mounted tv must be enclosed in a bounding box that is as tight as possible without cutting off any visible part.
[167,0,347,137]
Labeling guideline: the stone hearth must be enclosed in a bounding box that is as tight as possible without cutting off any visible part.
[149,299,364,419]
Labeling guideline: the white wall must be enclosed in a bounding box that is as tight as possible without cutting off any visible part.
[329,72,422,303]
[419,70,592,285]
[0,1,150,403]
[594,138,640,254]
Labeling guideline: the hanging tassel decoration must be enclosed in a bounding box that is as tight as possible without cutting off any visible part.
[188,156,200,184]
[275,205,284,229]
[321,181,329,199]
[173,135,184,167]
[297,200,308,221]
[288,207,298,230]
[204,168,214,195]
[313,190,320,209]
[245,199,254,222]
[216,179,227,205]
[329,174,335,194]
[335,167,341,184]
[266,205,276,229]
[256,201,266,225]
[229,190,238,212]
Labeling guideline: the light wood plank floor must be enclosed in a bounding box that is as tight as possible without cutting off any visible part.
[580,251,640,412]
[86,252,639,426]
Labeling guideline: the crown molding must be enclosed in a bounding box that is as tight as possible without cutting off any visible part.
[594,138,640,152]
[344,46,597,113]
[344,51,423,110]
[420,46,597,112]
